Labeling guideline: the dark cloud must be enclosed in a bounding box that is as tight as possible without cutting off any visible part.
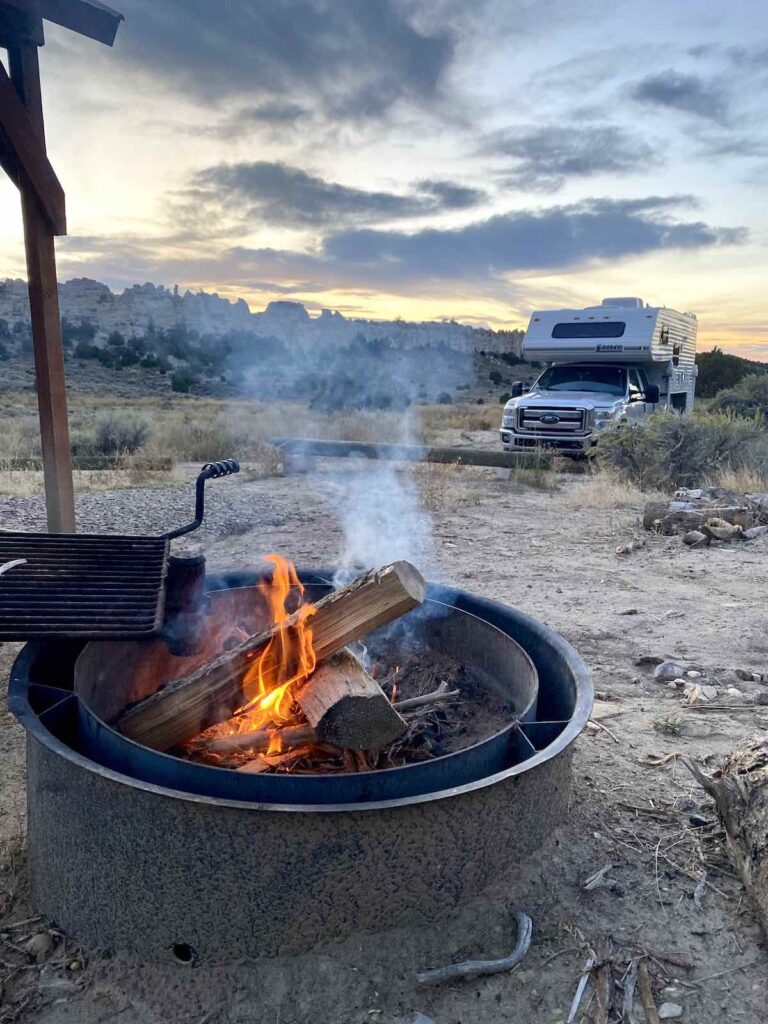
[187,161,486,227]
[631,70,730,123]
[58,197,744,299]
[118,0,455,118]
[479,125,653,192]
[319,196,744,283]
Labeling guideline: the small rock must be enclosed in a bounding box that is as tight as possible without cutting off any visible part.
[637,655,665,667]
[654,660,688,682]
[689,813,711,827]
[68,960,82,972]
[658,1002,683,1019]
[734,669,754,681]
[686,670,702,679]
[412,1016,437,1024]
[683,529,707,547]
[700,685,719,700]
[25,932,55,962]
[726,687,743,699]
[619,608,639,616]
[667,681,679,690]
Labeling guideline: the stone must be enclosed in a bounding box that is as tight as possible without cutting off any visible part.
[699,685,719,700]
[726,687,743,699]
[734,669,754,681]
[658,1003,683,1019]
[683,530,707,547]
[667,681,679,690]
[686,670,702,679]
[654,660,688,682]
[25,932,54,961]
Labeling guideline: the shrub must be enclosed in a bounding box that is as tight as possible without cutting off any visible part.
[596,412,768,492]
[92,412,150,456]
[436,391,453,404]
[171,369,198,393]
[489,370,503,385]
[74,341,100,360]
[711,374,768,419]
[499,392,511,403]
[696,347,768,398]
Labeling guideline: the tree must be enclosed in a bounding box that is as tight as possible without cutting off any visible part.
[489,370,504,385]
[695,347,768,398]
[107,330,125,348]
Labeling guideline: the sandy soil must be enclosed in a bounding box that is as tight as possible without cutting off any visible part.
[1,458,767,1023]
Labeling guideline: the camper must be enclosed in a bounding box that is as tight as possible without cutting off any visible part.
[499,297,698,455]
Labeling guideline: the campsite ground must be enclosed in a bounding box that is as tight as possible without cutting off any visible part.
[0,450,767,1023]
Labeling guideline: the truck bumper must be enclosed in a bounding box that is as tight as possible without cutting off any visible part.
[499,430,596,453]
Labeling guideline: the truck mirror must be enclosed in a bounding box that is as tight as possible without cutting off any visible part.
[511,381,524,398]
[644,384,660,404]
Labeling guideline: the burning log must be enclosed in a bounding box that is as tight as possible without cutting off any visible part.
[296,649,406,750]
[117,560,426,751]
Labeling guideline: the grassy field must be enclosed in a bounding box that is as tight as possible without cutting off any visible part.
[0,394,504,495]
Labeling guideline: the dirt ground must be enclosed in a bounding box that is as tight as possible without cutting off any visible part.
[1,456,767,1024]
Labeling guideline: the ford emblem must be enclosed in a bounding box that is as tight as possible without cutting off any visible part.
[541,414,560,424]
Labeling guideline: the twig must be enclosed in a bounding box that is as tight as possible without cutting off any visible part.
[416,911,532,985]
[622,959,639,1024]
[567,952,596,1024]
[395,687,460,712]
[637,961,661,1024]
[0,559,26,577]
[587,720,620,743]
[591,940,613,1024]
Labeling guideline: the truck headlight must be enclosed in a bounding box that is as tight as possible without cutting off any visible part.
[594,411,616,427]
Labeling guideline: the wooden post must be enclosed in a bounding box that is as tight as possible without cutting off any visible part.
[7,38,75,533]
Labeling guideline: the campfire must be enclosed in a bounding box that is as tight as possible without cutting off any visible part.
[117,556,503,776]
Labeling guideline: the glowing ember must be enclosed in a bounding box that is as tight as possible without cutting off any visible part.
[211,554,317,743]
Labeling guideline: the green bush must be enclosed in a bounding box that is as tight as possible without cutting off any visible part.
[696,347,768,398]
[595,412,768,491]
[489,370,503,385]
[92,412,150,456]
[171,368,199,393]
[499,392,511,403]
[711,374,768,419]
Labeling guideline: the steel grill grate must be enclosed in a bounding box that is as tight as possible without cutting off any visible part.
[0,532,168,639]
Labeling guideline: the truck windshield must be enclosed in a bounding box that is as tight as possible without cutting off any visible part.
[535,366,627,396]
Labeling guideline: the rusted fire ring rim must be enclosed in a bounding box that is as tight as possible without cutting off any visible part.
[9,579,593,814]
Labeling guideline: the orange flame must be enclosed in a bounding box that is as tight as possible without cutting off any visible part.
[228,554,317,736]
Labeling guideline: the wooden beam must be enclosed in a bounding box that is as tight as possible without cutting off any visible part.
[269,436,546,470]
[0,58,66,233]
[8,39,75,533]
[0,5,44,46]
[0,0,123,46]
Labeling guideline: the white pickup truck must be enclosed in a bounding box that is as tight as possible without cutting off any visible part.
[500,297,698,455]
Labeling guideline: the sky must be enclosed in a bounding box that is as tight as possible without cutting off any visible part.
[1,0,767,355]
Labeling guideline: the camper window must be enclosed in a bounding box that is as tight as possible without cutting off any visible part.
[551,322,626,339]
[536,365,626,396]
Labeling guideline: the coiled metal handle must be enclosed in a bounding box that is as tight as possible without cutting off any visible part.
[164,458,241,539]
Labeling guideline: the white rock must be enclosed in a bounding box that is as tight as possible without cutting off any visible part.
[667,681,679,690]
[654,660,688,682]
[658,1003,683,1019]
[686,670,702,679]
[700,685,719,700]
[726,687,743,699]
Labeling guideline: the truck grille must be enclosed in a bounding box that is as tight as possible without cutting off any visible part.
[517,407,586,434]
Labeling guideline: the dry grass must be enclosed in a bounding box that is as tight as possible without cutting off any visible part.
[707,466,768,493]
[418,403,500,439]
[565,469,665,510]
[0,465,184,496]
[414,462,483,512]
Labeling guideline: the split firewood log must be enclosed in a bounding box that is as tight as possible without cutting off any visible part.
[117,561,426,751]
[295,649,406,750]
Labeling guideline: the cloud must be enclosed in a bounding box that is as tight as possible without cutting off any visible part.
[630,70,730,123]
[57,197,745,301]
[117,0,455,118]
[480,125,653,191]
[186,161,486,227]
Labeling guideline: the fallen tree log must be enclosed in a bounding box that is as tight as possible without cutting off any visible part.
[685,741,768,934]
[269,436,543,470]
[642,501,752,535]
[117,561,426,751]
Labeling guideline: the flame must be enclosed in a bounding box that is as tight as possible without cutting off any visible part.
[227,554,317,736]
